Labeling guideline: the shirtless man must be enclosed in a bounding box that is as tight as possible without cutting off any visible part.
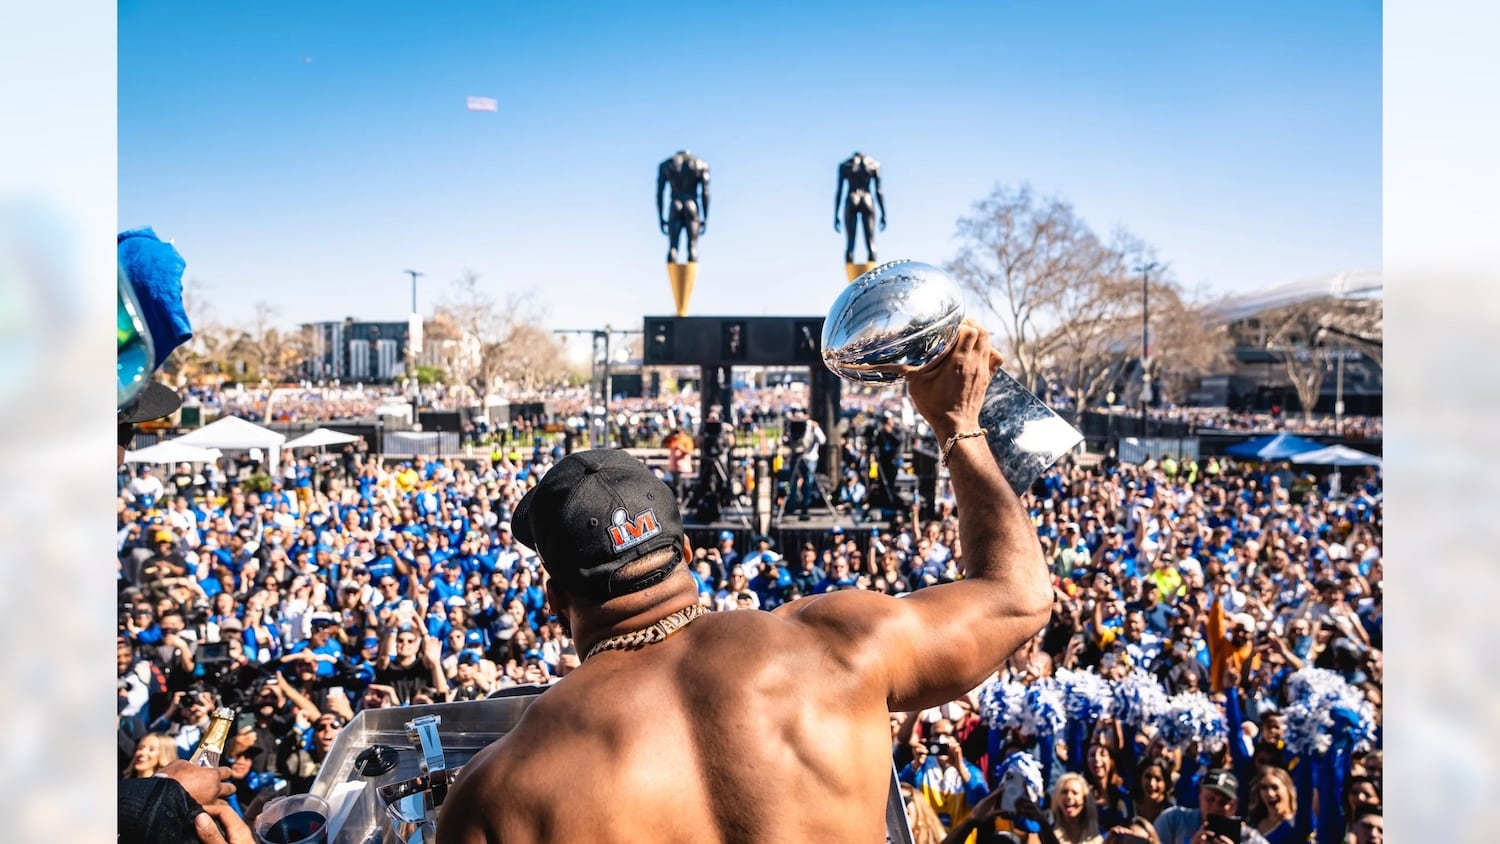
[835,151,887,264]
[658,149,711,263]
[437,320,1051,843]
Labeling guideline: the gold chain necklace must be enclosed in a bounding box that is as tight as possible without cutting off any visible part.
[583,603,709,662]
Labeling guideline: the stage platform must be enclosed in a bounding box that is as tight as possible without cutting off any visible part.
[681,501,899,556]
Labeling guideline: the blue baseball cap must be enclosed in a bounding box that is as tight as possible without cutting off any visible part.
[465,629,483,646]
[718,530,734,542]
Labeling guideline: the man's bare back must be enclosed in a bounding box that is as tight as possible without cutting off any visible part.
[441,608,892,843]
[437,321,1052,843]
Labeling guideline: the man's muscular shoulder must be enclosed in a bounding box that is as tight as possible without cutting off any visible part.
[438,705,557,843]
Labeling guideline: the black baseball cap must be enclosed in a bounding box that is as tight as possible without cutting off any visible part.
[1200,769,1238,800]
[118,382,183,448]
[512,449,684,602]
[119,382,182,424]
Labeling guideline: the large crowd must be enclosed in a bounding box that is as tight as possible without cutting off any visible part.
[115,418,1382,843]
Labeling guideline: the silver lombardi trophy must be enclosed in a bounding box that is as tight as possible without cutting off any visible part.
[822,260,1083,495]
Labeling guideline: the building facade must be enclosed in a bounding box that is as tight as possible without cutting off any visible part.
[303,319,411,383]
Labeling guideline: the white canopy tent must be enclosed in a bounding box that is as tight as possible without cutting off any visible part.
[1291,444,1383,468]
[174,416,288,472]
[1291,444,1380,500]
[123,440,223,465]
[283,428,361,450]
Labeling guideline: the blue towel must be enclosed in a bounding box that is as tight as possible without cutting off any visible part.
[118,227,192,369]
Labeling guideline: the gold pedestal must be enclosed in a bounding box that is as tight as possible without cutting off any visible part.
[845,261,877,282]
[667,262,698,317]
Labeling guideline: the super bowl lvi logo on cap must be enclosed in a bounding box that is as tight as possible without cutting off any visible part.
[608,507,661,554]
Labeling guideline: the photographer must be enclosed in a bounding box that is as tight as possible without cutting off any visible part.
[148,686,218,759]
[900,719,989,832]
[781,405,826,520]
[691,406,735,521]
[873,412,905,509]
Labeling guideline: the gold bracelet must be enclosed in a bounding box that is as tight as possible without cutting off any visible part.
[941,429,988,467]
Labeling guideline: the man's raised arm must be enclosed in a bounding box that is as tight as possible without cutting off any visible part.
[774,320,1052,711]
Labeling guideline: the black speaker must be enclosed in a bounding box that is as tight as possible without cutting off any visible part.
[645,320,676,364]
[792,320,822,363]
[641,317,825,367]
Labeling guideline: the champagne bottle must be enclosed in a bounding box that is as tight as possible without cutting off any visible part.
[190,706,237,767]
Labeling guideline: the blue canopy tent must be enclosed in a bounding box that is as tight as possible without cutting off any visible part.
[1223,433,1325,461]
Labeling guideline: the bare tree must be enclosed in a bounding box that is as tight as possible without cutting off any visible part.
[1263,300,1336,422]
[435,270,554,399]
[947,184,1102,392]
[1323,298,1383,369]
[1149,285,1230,403]
[1261,296,1382,421]
[498,323,572,392]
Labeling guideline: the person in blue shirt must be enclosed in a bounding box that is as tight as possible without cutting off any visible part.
[364,540,398,582]
[348,636,381,688]
[261,479,296,514]
[897,721,989,831]
[430,560,467,604]
[505,567,547,629]
[424,600,451,641]
[816,555,860,593]
[293,458,314,509]
[281,616,344,678]
[740,535,781,575]
[713,531,741,572]
[688,559,716,597]
[749,564,792,610]
[787,543,826,596]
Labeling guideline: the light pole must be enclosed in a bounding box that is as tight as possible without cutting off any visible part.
[1334,338,1346,436]
[1134,262,1159,438]
[402,269,423,420]
[1106,390,1117,445]
[403,269,423,314]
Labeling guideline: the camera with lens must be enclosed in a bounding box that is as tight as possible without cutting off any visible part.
[185,599,211,628]
[701,420,725,455]
[214,659,279,709]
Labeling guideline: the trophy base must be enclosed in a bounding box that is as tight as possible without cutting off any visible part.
[976,368,1085,496]
[845,262,877,282]
[667,262,698,317]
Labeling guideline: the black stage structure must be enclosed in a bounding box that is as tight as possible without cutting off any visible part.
[643,315,906,554]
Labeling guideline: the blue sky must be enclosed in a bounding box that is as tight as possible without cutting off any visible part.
[119,1,1380,338]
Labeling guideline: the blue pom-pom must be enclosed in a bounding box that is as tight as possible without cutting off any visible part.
[1023,679,1067,737]
[1283,668,1377,757]
[982,678,1028,733]
[1112,670,1169,729]
[1057,668,1113,725]
[1153,692,1227,751]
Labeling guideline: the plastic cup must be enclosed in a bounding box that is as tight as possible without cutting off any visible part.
[254,794,330,844]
